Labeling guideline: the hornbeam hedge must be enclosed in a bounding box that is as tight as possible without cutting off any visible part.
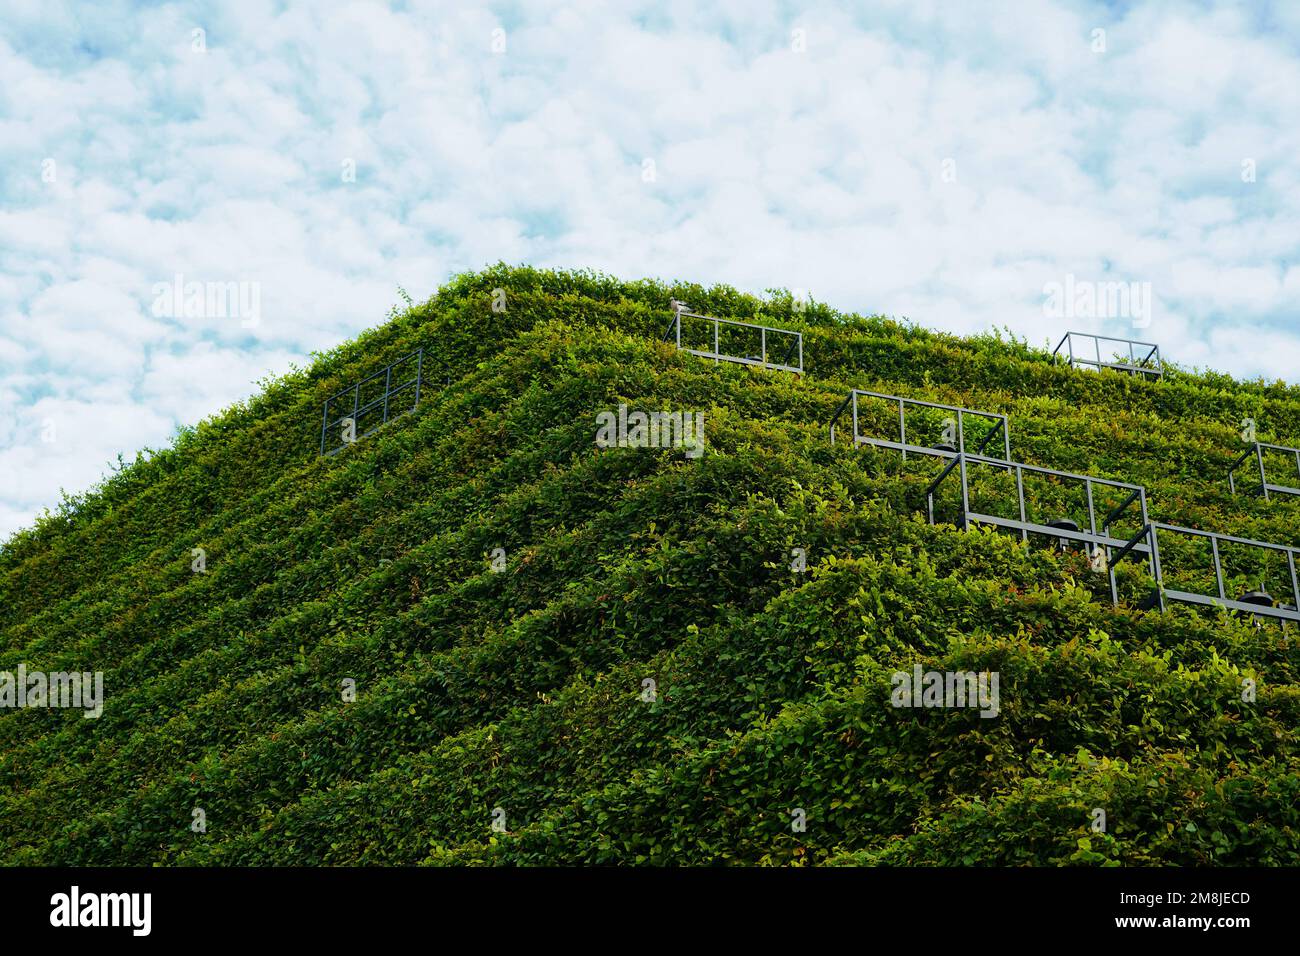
[2,265,1298,865]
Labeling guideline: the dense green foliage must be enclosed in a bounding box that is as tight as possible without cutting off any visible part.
[2,264,1299,865]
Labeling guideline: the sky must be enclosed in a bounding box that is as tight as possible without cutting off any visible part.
[2,0,1299,539]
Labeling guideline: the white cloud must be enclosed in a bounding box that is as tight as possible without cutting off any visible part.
[2,0,1300,538]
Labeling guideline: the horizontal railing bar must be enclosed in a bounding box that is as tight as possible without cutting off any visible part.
[1067,357,1162,374]
[1263,483,1300,496]
[326,381,419,421]
[844,389,1008,423]
[1153,521,1300,555]
[679,348,800,372]
[969,513,1151,551]
[1059,331,1161,350]
[676,311,798,336]
[322,350,422,405]
[853,436,1012,467]
[322,406,419,450]
[1162,588,1300,622]
[955,452,1144,491]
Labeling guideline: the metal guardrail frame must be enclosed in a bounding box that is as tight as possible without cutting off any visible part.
[662,309,803,374]
[828,389,1012,463]
[1228,441,1300,500]
[1052,331,1163,380]
[922,451,1156,606]
[918,453,1300,621]
[1150,522,1300,624]
[319,349,424,456]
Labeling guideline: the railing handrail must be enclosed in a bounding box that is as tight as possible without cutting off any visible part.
[320,349,424,456]
[829,389,1011,461]
[842,388,1009,422]
[674,310,800,337]
[1152,521,1300,556]
[1053,331,1162,374]
[936,451,1145,492]
[322,378,419,428]
[666,309,803,373]
[322,350,421,407]
[1053,331,1161,354]
[1255,440,1300,454]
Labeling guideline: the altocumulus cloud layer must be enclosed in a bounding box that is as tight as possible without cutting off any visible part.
[1,0,1299,538]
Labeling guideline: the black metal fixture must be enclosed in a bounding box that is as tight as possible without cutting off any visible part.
[1238,590,1274,607]
[1046,518,1081,551]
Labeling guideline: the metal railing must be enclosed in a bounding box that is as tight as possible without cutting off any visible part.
[923,452,1156,605]
[1052,331,1163,380]
[828,389,1011,463]
[663,308,803,374]
[1150,522,1300,624]
[1228,441,1300,500]
[320,349,423,456]
[918,453,1300,622]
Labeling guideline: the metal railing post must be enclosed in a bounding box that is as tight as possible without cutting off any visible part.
[1259,444,1270,500]
[1150,528,1165,611]
[1288,551,1300,611]
[898,398,906,460]
[1015,465,1027,543]
[958,454,970,530]
[1085,480,1097,536]
[1211,537,1225,599]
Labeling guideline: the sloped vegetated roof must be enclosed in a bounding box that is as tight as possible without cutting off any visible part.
[2,264,1299,865]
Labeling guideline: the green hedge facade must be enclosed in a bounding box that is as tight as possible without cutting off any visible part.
[2,265,1298,865]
